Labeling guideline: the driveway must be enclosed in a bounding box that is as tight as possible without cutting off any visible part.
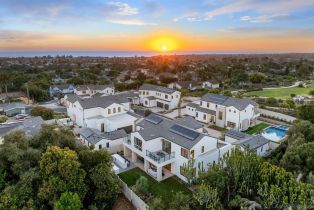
[38,100,67,113]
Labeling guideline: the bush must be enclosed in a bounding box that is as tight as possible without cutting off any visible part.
[0,115,8,123]
[132,176,149,196]
[31,106,54,120]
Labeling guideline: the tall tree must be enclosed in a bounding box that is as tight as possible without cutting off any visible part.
[38,146,86,207]
[54,192,83,210]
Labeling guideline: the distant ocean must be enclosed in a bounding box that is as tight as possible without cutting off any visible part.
[0,50,266,58]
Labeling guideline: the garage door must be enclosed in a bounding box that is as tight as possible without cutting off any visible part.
[157,102,164,108]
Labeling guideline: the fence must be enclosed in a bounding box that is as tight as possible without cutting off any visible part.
[257,108,296,123]
[119,178,149,210]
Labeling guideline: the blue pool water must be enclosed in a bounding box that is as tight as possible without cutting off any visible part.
[262,126,288,142]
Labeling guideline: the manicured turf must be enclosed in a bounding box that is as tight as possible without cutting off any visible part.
[118,168,191,206]
[245,83,314,99]
[243,123,269,135]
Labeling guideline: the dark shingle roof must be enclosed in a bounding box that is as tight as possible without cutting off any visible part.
[186,102,199,109]
[174,116,203,130]
[51,84,73,90]
[74,92,135,109]
[196,106,216,115]
[139,84,176,94]
[201,93,257,110]
[79,128,127,144]
[137,114,210,149]
[75,84,113,91]
[226,129,270,149]
[186,102,216,115]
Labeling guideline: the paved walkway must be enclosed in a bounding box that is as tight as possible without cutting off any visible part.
[203,127,223,139]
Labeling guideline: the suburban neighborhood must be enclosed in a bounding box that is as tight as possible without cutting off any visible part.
[0,54,314,209]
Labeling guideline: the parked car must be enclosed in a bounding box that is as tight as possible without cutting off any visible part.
[15,114,30,120]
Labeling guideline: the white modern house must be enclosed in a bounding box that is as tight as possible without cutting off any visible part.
[202,81,220,89]
[78,127,127,153]
[49,84,75,97]
[139,84,181,110]
[74,84,115,97]
[123,114,232,182]
[186,93,259,131]
[168,81,200,90]
[225,129,270,156]
[66,92,140,133]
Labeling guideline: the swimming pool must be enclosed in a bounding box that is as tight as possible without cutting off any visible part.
[262,126,288,142]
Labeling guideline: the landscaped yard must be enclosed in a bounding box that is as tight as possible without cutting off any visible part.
[245,83,314,99]
[118,168,192,207]
[244,123,269,135]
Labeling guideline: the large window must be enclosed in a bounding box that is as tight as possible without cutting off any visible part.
[227,121,236,128]
[190,150,195,159]
[134,137,142,151]
[181,148,189,159]
[218,111,223,120]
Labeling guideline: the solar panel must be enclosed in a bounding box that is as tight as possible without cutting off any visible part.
[145,114,163,125]
[169,124,200,140]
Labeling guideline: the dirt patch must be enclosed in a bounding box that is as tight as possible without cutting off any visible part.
[113,195,135,210]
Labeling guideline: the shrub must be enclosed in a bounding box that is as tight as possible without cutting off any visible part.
[31,106,54,120]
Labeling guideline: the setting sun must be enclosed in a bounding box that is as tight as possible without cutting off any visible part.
[149,35,179,52]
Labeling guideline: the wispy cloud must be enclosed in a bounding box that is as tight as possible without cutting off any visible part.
[106,1,138,16]
[106,18,156,26]
[240,14,290,23]
[103,1,155,25]
[174,0,314,22]
[0,30,49,40]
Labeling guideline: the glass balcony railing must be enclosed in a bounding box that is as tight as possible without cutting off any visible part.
[146,150,175,164]
[134,144,142,151]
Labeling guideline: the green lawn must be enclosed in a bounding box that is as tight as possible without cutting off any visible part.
[244,123,269,135]
[118,168,191,206]
[245,83,314,99]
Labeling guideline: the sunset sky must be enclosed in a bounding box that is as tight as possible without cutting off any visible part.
[1,0,314,52]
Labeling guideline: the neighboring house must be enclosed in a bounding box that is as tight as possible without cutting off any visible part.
[185,93,259,131]
[0,117,44,142]
[52,76,65,84]
[139,84,181,110]
[168,81,200,90]
[66,92,140,133]
[225,129,270,156]
[0,102,32,116]
[49,84,75,97]
[123,114,232,182]
[78,127,127,153]
[156,72,178,81]
[202,81,220,89]
[74,84,115,97]
[293,95,314,104]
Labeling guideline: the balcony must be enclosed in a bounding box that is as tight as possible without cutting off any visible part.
[134,144,142,151]
[146,150,175,164]
[123,137,131,145]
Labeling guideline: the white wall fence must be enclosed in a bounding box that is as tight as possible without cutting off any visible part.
[44,118,73,126]
[119,178,149,210]
[257,108,296,123]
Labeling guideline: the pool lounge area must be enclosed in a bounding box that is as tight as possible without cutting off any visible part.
[262,125,289,143]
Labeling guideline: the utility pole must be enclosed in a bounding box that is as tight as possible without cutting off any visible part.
[4,83,8,103]
[178,96,182,118]
[26,83,30,104]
